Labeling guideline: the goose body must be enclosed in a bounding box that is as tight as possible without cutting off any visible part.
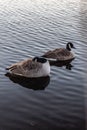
[6,57,50,78]
[42,42,75,61]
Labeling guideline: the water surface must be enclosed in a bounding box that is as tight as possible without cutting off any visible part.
[0,0,87,129]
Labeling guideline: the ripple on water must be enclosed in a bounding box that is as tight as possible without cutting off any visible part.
[0,0,86,130]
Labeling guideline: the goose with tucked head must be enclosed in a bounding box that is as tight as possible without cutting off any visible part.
[6,57,50,78]
[42,42,75,61]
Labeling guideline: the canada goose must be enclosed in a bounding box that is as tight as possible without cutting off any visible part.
[42,42,75,61]
[6,57,50,78]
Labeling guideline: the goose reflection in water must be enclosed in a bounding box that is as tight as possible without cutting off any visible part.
[50,59,74,70]
[5,73,50,90]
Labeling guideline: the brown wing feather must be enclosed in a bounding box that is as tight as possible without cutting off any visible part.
[6,59,42,76]
[43,50,57,59]
[55,49,74,60]
[43,48,74,61]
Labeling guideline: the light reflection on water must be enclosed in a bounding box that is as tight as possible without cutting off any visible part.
[0,0,87,129]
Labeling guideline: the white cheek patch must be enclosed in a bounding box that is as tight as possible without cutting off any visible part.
[69,44,71,50]
[35,59,37,62]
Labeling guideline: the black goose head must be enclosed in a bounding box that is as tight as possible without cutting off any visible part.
[32,57,47,63]
[66,42,75,51]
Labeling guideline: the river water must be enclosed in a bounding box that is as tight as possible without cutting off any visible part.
[0,0,87,129]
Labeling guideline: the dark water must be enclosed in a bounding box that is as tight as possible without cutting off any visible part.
[0,0,87,130]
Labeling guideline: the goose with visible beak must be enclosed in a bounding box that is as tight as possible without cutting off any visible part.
[42,42,75,62]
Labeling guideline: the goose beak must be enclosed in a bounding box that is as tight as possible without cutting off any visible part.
[73,46,76,49]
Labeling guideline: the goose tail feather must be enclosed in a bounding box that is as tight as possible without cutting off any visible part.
[6,65,17,71]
